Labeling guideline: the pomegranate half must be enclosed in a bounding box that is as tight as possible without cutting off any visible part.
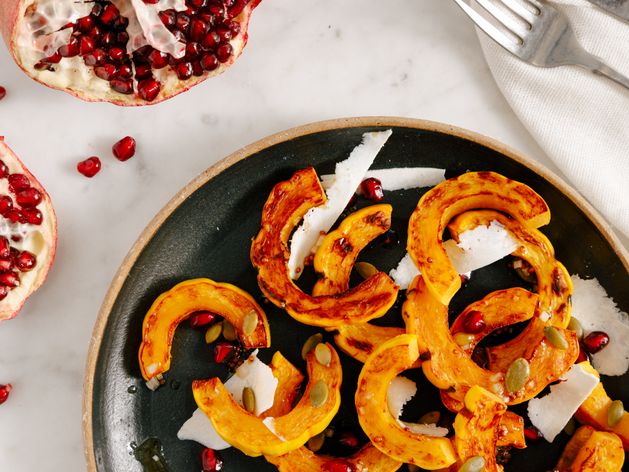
[0,138,57,322]
[0,0,261,105]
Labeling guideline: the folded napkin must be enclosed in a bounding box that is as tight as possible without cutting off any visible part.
[475,0,629,239]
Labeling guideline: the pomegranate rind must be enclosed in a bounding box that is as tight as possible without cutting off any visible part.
[0,0,260,106]
[0,138,57,322]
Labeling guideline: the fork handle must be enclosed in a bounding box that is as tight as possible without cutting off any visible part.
[591,63,629,91]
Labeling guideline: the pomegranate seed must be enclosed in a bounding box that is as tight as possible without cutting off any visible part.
[0,384,12,405]
[189,0,208,8]
[91,3,104,17]
[582,331,610,354]
[43,52,62,64]
[189,311,218,329]
[99,4,120,25]
[77,156,102,178]
[0,160,8,178]
[209,3,225,16]
[22,208,43,225]
[216,43,233,63]
[214,341,236,363]
[228,21,241,37]
[110,79,134,95]
[462,310,486,334]
[176,62,193,80]
[118,64,133,79]
[524,426,543,442]
[137,79,160,101]
[95,64,118,81]
[201,448,223,471]
[112,136,136,161]
[149,50,169,69]
[186,42,201,59]
[0,86,6,101]
[114,16,129,30]
[228,0,247,18]
[190,18,209,41]
[0,285,9,301]
[0,238,9,258]
[144,0,160,3]
[87,25,102,39]
[117,31,130,44]
[460,273,470,284]
[109,47,125,63]
[76,16,94,32]
[4,209,22,224]
[576,346,589,363]
[201,54,219,71]
[338,431,360,451]
[8,174,30,192]
[0,272,20,288]
[15,188,42,208]
[59,37,80,57]
[192,61,204,77]
[360,177,384,202]
[159,10,176,28]
[84,49,106,66]
[176,12,191,32]
[0,195,13,214]
[216,25,232,42]
[134,63,153,80]
[101,31,115,47]
[0,259,13,272]
[323,459,356,472]
[15,251,36,272]
[202,32,220,49]
[79,36,95,55]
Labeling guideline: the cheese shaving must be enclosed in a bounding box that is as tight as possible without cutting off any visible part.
[320,167,445,192]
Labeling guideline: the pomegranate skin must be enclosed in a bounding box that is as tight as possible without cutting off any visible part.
[0,0,262,106]
[0,138,57,322]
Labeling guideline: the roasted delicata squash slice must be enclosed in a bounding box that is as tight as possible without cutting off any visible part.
[261,351,305,418]
[496,411,526,449]
[404,276,578,410]
[452,386,507,472]
[576,362,629,450]
[407,171,550,305]
[355,334,457,470]
[193,342,342,457]
[556,425,625,471]
[250,168,398,327]
[139,278,270,382]
[334,323,405,363]
[265,443,402,472]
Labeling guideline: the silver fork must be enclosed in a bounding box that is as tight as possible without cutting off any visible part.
[453,0,629,90]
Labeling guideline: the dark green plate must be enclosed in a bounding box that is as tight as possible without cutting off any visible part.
[83,118,629,472]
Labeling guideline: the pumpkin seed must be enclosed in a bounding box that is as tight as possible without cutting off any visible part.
[310,380,328,407]
[222,320,237,341]
[563,417,576,435]
[608,400,624,427]
[301,333,323,360]
[204,323,223,344]
[324,427,335,438]
[315,343,332,366]
[242,311,258,337]
[419,411,441,425]
[544,326,569,350]
[306,432,325,452]
[243,387,256,414]
[454,332,475,346]
[505,358,530,393]
[567,317,584,339]
[356,261,378,279]
[459,455,485,472]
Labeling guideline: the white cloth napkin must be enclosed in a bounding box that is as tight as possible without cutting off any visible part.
[475,0,629,238]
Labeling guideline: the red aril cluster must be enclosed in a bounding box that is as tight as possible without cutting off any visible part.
[359,177,384,202]
[0,383,12,405]
[201,448,223,472]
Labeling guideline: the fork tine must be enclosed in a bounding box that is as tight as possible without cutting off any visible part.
[474,0,529,39]
[452,0,521,55]
[502,0,542,20]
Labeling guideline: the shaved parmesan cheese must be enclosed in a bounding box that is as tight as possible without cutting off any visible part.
[527,364,599,442]
[178,351,278,449]
[288,130,392,279]
[389,221,518,289]
[387,376,417,419]
[320,167,445,192]
[397,421,449,437]
[571,275,629,376]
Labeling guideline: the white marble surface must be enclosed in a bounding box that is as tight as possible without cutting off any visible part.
[0,1,622,471]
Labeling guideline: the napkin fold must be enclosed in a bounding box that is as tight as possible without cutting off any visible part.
[475,0,629,238]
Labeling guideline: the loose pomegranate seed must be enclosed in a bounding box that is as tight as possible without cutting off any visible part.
[0,384,12,405]
[216,43,233,63]
[15,188,42,208]
[462,310,486,334]
[576,345,589,363]
[16,251,36,272]
[189,311,218,328]
[0,272,20,288]
[360,177,384,202]
[201,54,219,71]
[0,160,8,178]
[110,79,134,95]
[0,238,9,258]
[22,208,43,225]
[582,331,610,354]
[137,79,160,101]
[0,195,13,215]
[8,174,31,192]
[0,259,13,272]
[0,86,6,101]
[214,341,237,363]
[112,136,137,162]
[323,459,356,472]
[524,426,543,442]
[201,448,223,471]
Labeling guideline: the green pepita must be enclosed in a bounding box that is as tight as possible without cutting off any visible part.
[567,317,584,339]
[418,411,441,425]
[454,332,475,346]
[505,357,530,394]
[301,333,323,360]
[608,399,624,427]
[242,311,258,337]
[222,320,237,341]
[204,323,223,344]
[306,432,325,452]
[563,417,576,435]
[314,343,332,366]
[544,326,569,350]
[356,261,378,279]
[310,380,328,407]
[243,387,256,414]
[459,455,486,472]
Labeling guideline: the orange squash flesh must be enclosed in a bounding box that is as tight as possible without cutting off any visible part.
[497,411,526,449]
[138,278,270,381]
[404,276,578,409]
[192,342,342,457]
[250,167,398,327]
[355,334,458,470]
[334,323,405,363]
[261,351,305,418]
[452,386,508,472]
[556,425,625,471]
[407,171,550,305]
